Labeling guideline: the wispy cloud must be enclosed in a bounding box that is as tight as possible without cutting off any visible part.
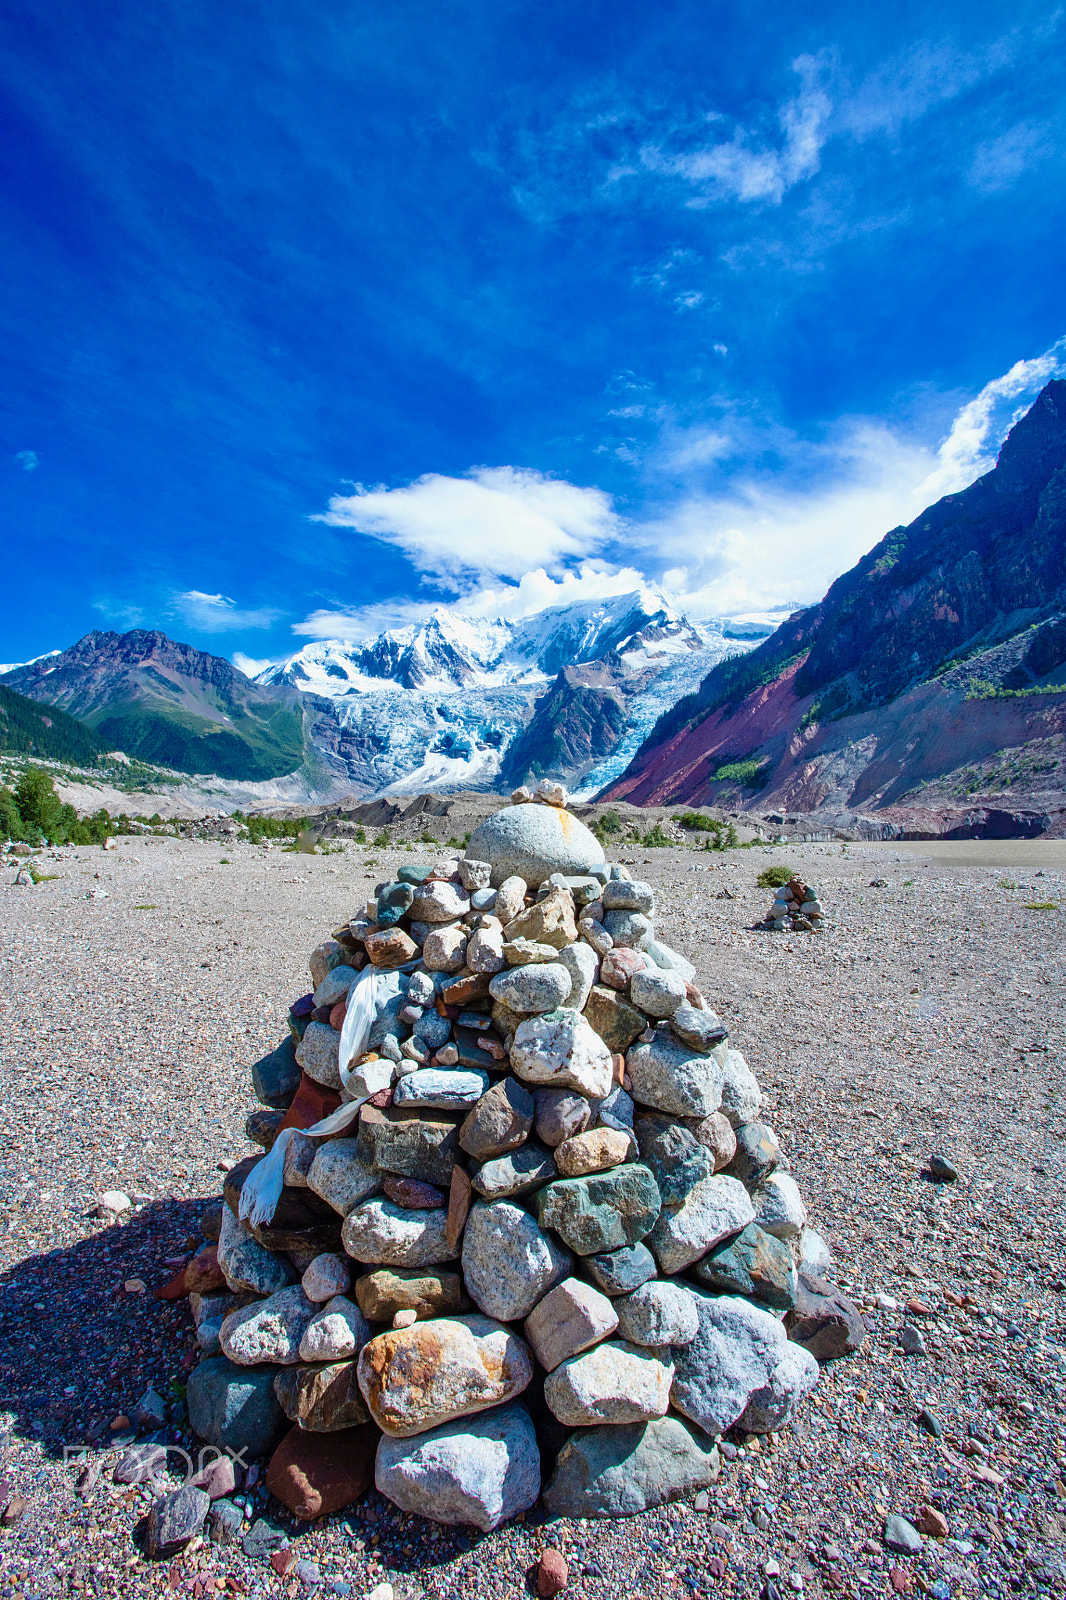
[968,120,1055,193]
[317,466,618,584]
[170,590,284,632]
[14,450,38,472]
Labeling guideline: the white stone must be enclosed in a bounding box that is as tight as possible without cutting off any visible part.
[739,1340,820,1434]
[299,1293,371,1361]
[670,1290,795,1436]
[458,858,492,892]
[345,1057,395,1100]
[466,927,505,974]
[647,1173,756,1275]
[219,1286,316,1365]
[626,1036,725,1118]
[544,1341,674,1426]
[719,1048,762,1126]
[217,1205,296,1295]
[392,1068,489,1110]
[578,918,613,957]
[494,875,527,924]
[421,926,467,973]
[557,941,598,1010]
[410,881,471,923]
[301,1253,351,1303]
[643,940,696,983]
[511,1009,613,1098]
[753,1172,807,1239]
[312,965,359,1009]
[342,1200,454,1268]
[489,963,572,1014]
[630,968,688,1019]
[615,1281,700,1347]
[461,1200,572,1321]
[97,1190,132,1217]
[307,1140,381,1216]
[296,1022,343,1091]
[374,1403,541,1532]
[536,779,568,807]
[798,1227,831,1278]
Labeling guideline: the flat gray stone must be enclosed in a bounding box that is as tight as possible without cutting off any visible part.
[307,1141,382,1217]
[470,1143,557,1200]
[488,963,572,1014]
[467,806,605,888]
[374,1402,540,1531]
[630,967,687,1018]
[601,880,654,913]
[543,1416,720,1518]
[392,1068,490,1111]
[295,1022,343,1091]
[187,1356,286,1457]
[584,1242,657,1296]
[670,1289,800,1437]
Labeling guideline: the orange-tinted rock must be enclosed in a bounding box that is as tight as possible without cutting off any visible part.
[279,1074,343,1134]
[265,1422,377,1519]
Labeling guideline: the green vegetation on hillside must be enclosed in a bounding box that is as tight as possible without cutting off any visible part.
[672,812,739,849]
[712,756,770,789]
[88,700,305,780]
[0,683,106,765]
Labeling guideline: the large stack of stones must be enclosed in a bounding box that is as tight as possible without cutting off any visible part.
[177,782,860,1538]
[760,876,827,934]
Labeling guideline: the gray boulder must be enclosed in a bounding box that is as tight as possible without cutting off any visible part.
[670,1289,811,1436]
[374,1403,540,1531]
[467,805,605,888]
[615,1281,699,1347]
[461,1200,572,1321]
[488,963,572,1014]
[543,1416,720,1517]
[627,1036,725,1118]
[186,1356,286,1457]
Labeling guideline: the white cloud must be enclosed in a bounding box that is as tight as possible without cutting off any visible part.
[14,450,38,472]
[170,591,284,632]
[231,652,277,678]
[969,121,1054,193]
[635,62,831,207]
[318,466,617,584]
[643,336,1066,617]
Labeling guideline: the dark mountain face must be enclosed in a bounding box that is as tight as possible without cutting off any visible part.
[0,683,106,766]
[604,381,1066,818]
[2,630,311,781]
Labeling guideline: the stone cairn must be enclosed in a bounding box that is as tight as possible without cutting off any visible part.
[163,781,863,1549]
[759,876,827,934]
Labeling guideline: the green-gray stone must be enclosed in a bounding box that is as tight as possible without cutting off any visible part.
[724,1123,781,1191]
[542,1416,720,1517]
[692,1222,798,1310]
[470,1144,556,1200]
[535,1165,661,1256]
[585,1242,658,1296]
[356,1108,461,1188]
[376,881,415,927]
[187,1357,286,1458]
[634,1113,714,1208]
[397,863,433,884]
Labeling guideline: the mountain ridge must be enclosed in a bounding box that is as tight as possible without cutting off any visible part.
[602,380,1066,817]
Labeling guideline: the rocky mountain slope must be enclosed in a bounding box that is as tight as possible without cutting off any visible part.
[603,380,1066,825]
[1,631,311,782]
[2,594,754,799]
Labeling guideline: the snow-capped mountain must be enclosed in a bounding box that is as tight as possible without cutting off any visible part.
[259,590,755,797]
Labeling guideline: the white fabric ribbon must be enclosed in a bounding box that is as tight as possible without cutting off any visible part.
[238,962,409,1228]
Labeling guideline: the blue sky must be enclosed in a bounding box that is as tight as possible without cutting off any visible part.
[2,0,1065,671]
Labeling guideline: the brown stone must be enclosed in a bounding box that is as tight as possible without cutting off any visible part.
[383,1176,447,1209]
[916,1504,948,1538]
[554,1127,631,1177]
[329,1000,347,1031]
[279,1073,343,1134]
[354,1267,469,1322]
[273,1361,370,1431]
[503,887,578,950]
[785,1273,867,1360]
[446,1164,472,1253]
[441,971,493,1006]
[459,1077,535,1161]
[599,948,647,990]
[265,1422,377,1518]
[184,1245,227,1296]
[364,928,419,968]
[583,985,647,1054]
[686,1111,737,1171]
[356,1315,533,1436]
[356,1106,461,1187]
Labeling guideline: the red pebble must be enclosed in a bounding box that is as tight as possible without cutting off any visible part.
[329,1000,347,1030]
[536,1548,569,1597]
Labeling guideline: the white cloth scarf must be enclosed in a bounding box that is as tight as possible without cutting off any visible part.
[238,962,409,1228]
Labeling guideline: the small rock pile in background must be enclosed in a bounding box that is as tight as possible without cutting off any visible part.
[761,876,827,933]
[147,779,862,1554]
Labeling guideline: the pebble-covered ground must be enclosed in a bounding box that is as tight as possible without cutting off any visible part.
[1,831,1065,1600]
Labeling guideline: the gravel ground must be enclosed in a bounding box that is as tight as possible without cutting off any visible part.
[1,833,1065,1600]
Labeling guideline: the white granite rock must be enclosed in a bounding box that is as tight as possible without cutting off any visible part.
[615,1280,700,1347]
[544,1341,674,1425]
[489,963,572,1014]
[461,1200,572,1321]
[217,1206,296,1295]
[299,1293,371,1362]
[646,1173,755,1274]
[342,1200,454,1268]
[301,1253,352,1303]
[374,1402,540,1531]
[753,1172,807,1239]
[558,941,599,1010]
[626,1036,725,1118]
[295,1022,343,1091]
[511,1009,614,1098]
[219,1286,317,1366]
[307,1140,381,1217]
[467,806,605,888]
